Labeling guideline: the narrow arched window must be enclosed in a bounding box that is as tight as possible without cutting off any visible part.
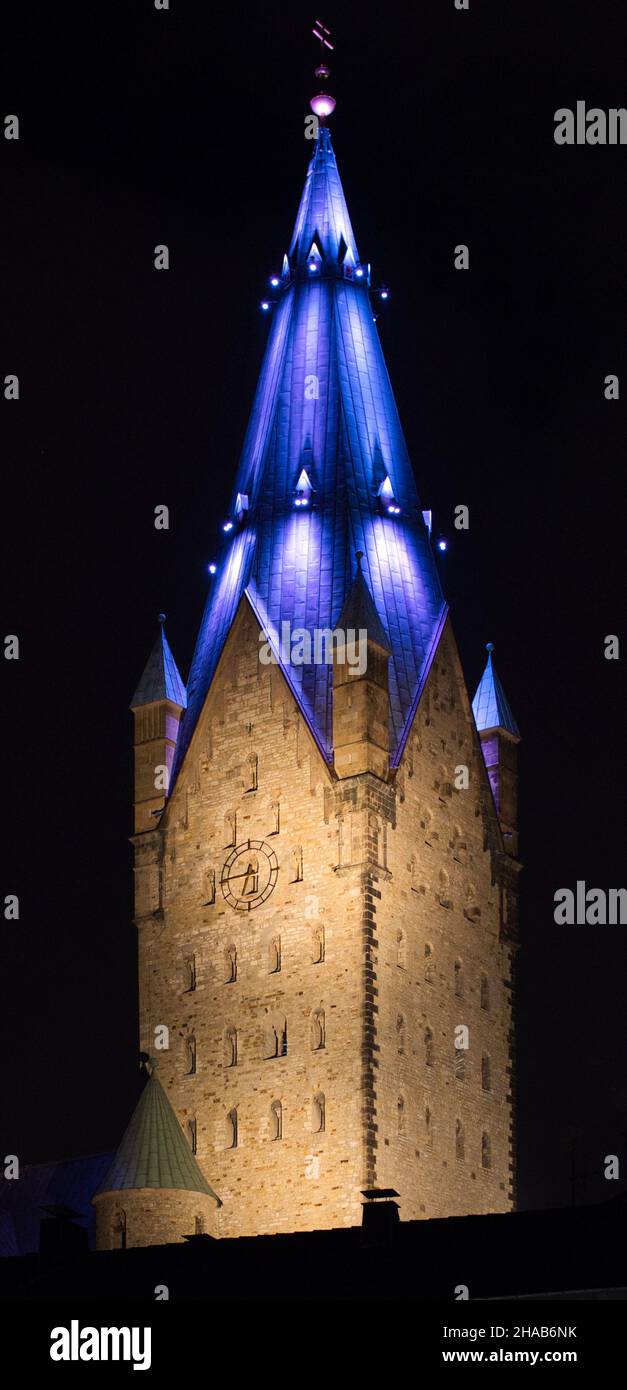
[482,1132,491,1169]
[268,936,281,973]
[396,1013,406,1056]
[480,973,490,1011]
[226,1108,238,1149]
[194,1214,205,1235]
[311,1009,325,1051]
[481,1054,491,1092]
[425,1027,434,1067]
[454,957,464,998]
[396,928,406,969]
[224,944,237,984]
[312,1092,325,1133]
[438,868,452,909]
[184,1034,196,1076]
[270,1100,282,1141]
[452,825,467,860]
[312,924,325,963]
[114,1209,127,1251]
[425,1104,433,1144]
[455,1119,465,1162]
[424,942,433,983]
[224,1027,237,1067]
[291,845,303,883]
[187,1118,197,1154]
[464,885,481,923]
[183,955,196,993]
[397,1095,405,1134]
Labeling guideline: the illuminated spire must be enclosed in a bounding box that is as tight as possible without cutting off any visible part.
[171,73,447,787]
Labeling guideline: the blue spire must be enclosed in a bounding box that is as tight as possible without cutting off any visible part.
[172,128,446,784]
[131,616,187,710]
[472,643,520,738]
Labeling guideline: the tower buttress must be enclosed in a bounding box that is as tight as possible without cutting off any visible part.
[332,556,392,781]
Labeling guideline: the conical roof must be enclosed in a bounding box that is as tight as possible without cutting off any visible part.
[472,644,520,738]
[95,1068,218,1201]
[172,126,446,786]
[131,619,187,709]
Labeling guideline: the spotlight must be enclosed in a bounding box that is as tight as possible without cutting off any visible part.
[437,538,447,552]
[308,260,318,272]
[355,266,364,278]
[380,288,389,300]
[208,563,217,575]
[223,520,233,533]
[260,301,270,312]
[270,276,280,287]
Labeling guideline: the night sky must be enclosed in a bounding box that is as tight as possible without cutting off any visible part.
[2,0,625,1216]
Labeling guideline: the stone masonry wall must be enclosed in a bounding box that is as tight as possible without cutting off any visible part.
[132,603,516,1240]
[136,602,365,1238]
[374,622,516,1218]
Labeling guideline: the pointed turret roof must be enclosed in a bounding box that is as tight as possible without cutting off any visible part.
[472,643,520,738]
[172,124,446,785]
[95,1065,219,1201]
[131,617,187,709]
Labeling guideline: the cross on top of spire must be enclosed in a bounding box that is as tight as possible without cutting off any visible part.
[310,20,336,122]
[312,19,333,52]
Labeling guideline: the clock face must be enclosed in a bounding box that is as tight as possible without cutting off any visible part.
[221,839,279,911]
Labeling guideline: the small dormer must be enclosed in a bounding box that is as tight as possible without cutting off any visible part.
[377,474,401,516]
[294,468,314,509]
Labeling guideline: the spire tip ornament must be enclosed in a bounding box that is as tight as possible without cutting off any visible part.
[310,20,336,121]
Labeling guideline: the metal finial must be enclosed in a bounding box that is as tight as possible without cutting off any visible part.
[158,613,166,625]
[311,21,336,121]
[486,641,494,653]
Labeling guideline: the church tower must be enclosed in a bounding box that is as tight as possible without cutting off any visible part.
[111,48,521,1247]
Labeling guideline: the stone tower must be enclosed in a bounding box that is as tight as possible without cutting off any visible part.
[113,99,522,1248]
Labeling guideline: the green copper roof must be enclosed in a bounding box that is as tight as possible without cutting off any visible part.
[95,1070,218,1200]
[472,643,520,738]
[131,618,187,709]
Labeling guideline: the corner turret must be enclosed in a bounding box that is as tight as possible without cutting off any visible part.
[472,642,521,859]
[130,615,186,834]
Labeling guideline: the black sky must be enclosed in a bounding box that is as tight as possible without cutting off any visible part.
[1,0,626,1214]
